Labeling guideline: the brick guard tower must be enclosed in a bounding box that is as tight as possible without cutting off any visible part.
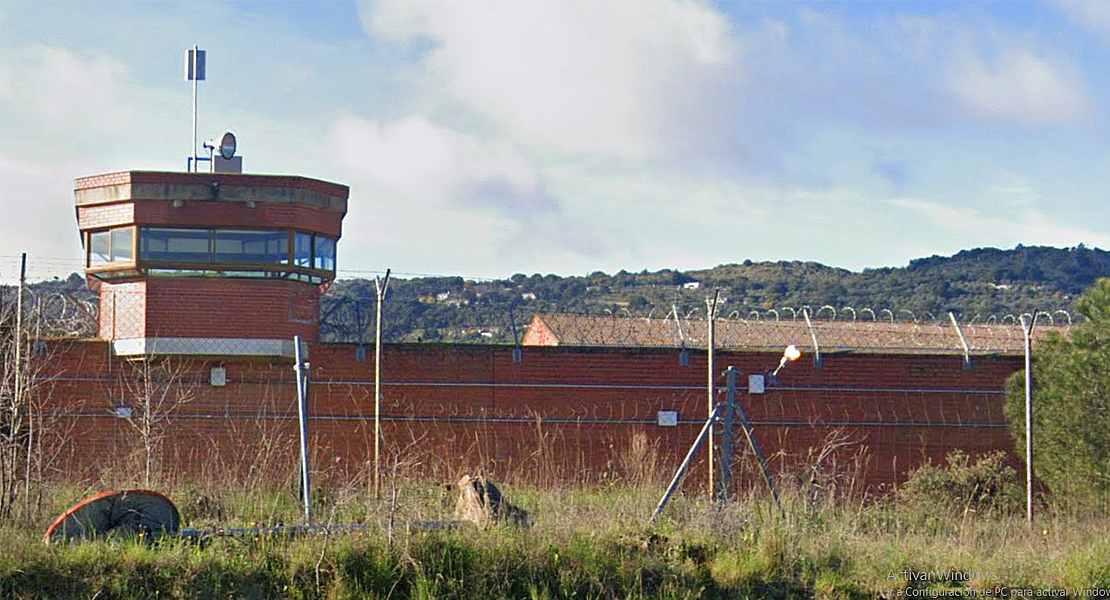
[74,171,349,357]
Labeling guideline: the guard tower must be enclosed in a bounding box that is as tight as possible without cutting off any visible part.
[74,170,349,357]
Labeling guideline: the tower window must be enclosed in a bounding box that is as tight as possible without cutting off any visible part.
[141,227,212,262]
[129,226,335,280]
[294,232,313,268]
[314,236,336,271]
[87,227,136,266]
[214,229,288,264]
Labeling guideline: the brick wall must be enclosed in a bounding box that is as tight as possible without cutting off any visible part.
[33,341,1023,494]
[94,278,322,342]
[98,281,147,339]
[145,278,321,340]
[74,173,348,226]
[75,202,136,230]
[131,200,343,236]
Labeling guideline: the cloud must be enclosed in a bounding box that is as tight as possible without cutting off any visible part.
[1052,0,1110,43]
[2,1,1106,280]
[359,0,741,159]
[0,156,87,281]
[344,2,1108,275]
[2,46,135,143]
[740,7,1097,132]
[890,198,1110,249]
[0,42,186,168]
[326,114,609,268]
[328,114,551,212]
[945,46,1091,125]
[0,42,186,272]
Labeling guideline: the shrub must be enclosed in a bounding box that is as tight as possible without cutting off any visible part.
[897,450,1020,516]
[1004,278,1110,511]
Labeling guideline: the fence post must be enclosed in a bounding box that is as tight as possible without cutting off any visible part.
[719,366,735,502]
[374,269,391,500]
[14,253,26,414]
[293,335,311,524]
[1020,313,1036,527]
[16,254,27,511]
[706,289,719,498]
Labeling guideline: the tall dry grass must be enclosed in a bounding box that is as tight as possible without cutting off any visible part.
[3,421,1108,599]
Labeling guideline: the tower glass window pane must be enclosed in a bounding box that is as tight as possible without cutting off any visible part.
[89,231,110,265]
[214,229,288,263]
[111,227,134,262]
[314,236,336,271]
[294,232,313,268]
[141,228,212,262]
[133,227,332,282]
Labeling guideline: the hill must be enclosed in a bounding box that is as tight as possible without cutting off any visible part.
[8,245,1107,343]
[320,245,1109,343]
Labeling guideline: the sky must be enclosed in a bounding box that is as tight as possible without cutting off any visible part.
[1,0,1108,283]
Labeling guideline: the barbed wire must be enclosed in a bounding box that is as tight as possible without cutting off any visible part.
[519,309,1071,356]
[2,256,1079,350]
[0,255,500,285]
[0,286,1072,353]
[0,287,97,338]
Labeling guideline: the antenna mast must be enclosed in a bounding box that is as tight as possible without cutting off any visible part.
[185,45,206,171]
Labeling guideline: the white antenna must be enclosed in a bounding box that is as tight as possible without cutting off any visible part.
[184,47,241,174]
[185,45,206,172]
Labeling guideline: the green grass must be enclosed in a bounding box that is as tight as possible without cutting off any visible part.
[2,480,1108,599]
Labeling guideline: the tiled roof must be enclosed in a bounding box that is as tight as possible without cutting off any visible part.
[526,312,1067,355]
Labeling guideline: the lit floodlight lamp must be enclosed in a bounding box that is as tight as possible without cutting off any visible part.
[772,344,801,376]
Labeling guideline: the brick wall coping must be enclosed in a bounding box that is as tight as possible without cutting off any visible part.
[75,170,348,197]
[74,171,349,214]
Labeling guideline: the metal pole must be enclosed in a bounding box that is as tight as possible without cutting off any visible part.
[355,301,365,348]
[509,301,519,344]
[190,45,198,172]
[301,365,312,519]
[649,404,724,523]
[719,366,735,502]
[706,289,719,498]
[374,269,390,499]
[15,254,26,507]
[509,303,522,362]
[293,335,311,524]
[13,253,25,422]
[1020,314,1036,526]
[735,379,784,517]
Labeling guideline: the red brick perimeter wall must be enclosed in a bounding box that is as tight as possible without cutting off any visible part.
[97,278,321,341]
[35,341,1022,494]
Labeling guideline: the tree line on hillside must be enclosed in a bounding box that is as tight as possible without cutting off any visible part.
[319,245,1109,344]
[4,245,1107,345]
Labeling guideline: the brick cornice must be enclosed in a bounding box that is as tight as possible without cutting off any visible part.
[75,170,349,198]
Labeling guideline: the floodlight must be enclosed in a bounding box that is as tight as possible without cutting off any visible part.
[203,131,236,160]
[218,132,236,159]
[773,344,802,376]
